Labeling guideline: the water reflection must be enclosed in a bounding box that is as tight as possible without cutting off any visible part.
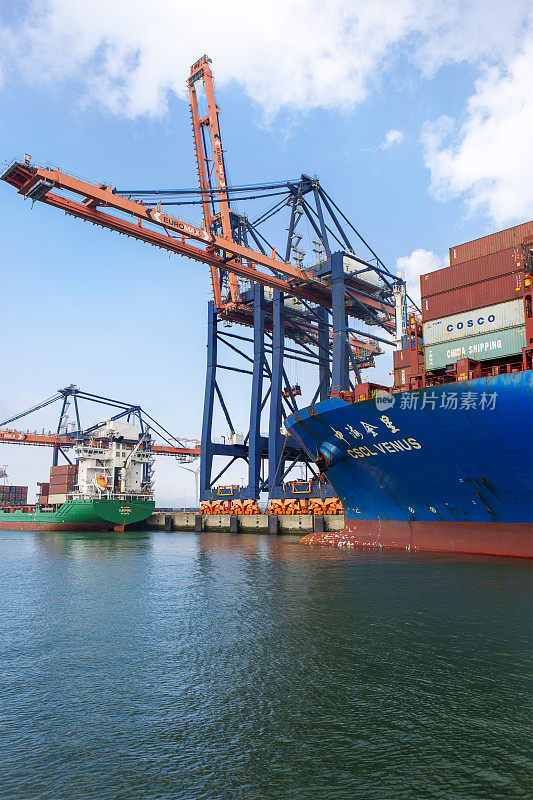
[34,528,152,558]
[0,530,530,800]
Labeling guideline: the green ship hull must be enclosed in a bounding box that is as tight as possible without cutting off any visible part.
[0,497,155,531]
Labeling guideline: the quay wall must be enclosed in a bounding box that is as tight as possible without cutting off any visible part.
[145,511,345,534]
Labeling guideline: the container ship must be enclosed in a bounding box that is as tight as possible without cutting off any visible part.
[0,420,155,532]
[286,221,533,558]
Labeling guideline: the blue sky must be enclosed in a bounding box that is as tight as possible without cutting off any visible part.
[1,1,531,503]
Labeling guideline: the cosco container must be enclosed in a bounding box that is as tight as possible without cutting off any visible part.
[422,272,523,322]
[424,326,526,371]
[421,247,525,297]
[449,221,533,264]
[423,299,525,346]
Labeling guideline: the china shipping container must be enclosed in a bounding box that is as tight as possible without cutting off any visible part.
[422,272,524,322]
[421,247,526,298]
[449,220,533,265]
[424,326,526,371]
[423,298,525,346]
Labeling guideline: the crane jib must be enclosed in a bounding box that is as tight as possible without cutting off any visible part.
[145,208,213,242]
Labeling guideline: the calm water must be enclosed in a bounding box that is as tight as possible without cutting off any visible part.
[0,531,531,800]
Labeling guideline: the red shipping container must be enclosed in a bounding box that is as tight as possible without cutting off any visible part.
[422,272,524,322]
[392,349,413,368]
[50,465,77,476]
[449,221,533,265]
[421,247,524,298]
[393,366,412,387]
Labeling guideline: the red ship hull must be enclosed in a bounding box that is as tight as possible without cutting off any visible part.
[301,519,533,558]
[0,521,112,532]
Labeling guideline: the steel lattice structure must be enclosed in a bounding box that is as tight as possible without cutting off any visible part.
[1,55,412,502]
[0,386,200,466]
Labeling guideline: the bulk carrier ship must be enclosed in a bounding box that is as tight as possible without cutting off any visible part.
[0,420,155,532]
[286,221,533,558]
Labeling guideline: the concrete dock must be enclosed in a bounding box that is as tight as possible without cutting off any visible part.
[146,511,345,534]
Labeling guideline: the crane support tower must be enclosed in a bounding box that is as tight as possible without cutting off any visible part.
[1,55,411,504]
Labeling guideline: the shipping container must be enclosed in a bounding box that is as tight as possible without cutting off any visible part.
[423,299,525,346]
[449,221,533,265]
[422,272,523,322]
[50,465,77,476]
[421,247,525,298]
[393,366,411,386]
[392,349,412,368]
[48,493,68,505]
[424,326,526,371]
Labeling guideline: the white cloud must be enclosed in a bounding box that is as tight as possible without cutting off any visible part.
[1,1,531,224]
[380,129,404,149]
[1,1,530,117]
[422,38,533,226]
[396,249,444,307]
[0,0,421,117]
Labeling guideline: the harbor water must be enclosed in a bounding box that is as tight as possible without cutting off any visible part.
[0,530,531,800]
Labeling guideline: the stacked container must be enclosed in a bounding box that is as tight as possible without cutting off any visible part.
[48,465,78,505]
[421,222,532,371]
[0,485,28,506]
[37,482,50,505]
[392,315,424,389]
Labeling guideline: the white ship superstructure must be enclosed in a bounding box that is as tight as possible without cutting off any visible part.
[74,421,154,500]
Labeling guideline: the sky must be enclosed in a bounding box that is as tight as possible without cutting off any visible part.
[0,0,531,504]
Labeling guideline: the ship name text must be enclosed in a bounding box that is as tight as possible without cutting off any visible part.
[347,438,421,459]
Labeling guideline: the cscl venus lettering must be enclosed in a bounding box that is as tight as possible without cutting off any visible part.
[348,439,421,458]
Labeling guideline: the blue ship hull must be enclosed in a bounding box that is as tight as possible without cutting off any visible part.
[286,371,533,557]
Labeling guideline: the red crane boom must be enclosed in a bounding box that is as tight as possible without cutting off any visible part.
[0,428,200,459]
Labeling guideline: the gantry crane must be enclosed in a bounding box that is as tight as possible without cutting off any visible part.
[0,386,200,465]
[1,55,413,503]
